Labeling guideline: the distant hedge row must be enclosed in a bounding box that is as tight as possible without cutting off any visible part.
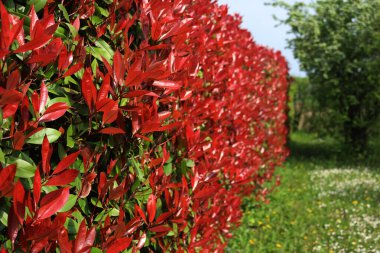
[0,0,289,252]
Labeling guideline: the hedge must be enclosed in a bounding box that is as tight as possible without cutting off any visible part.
[0,0,289,252]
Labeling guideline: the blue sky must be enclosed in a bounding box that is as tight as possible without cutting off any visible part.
[217,0,311,77]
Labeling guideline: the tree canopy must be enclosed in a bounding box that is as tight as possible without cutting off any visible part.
[271,0,380,152]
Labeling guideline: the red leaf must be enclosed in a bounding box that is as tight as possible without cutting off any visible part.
[0,2,11,48]
[36,188,69,220]
[81,68,97,112]
[99,127,125,135]
[39,102,69,123]
[41,135,50,175]
[29,5,38,39]
[96,99,118,124]
[39,82,48,113]
[147,194,156,223]
[6,69,20,90]
[45,169,79,186]
[13,33,53,53]
[113,50,125,85]
[135,204,147,224]
[7,205,20,245]
[63,62,83,77]
[13,181,25,224]
[149,225,171,233]
[0,164,16,196]
[58,228,72,253]
[0,89,22,105]
[33,166,41,206]
[97,74,110,101]
[106,237,132,253]
[31,91,39,115]
[136,233,147,250]
[74,220,96,253]
[53,151,80,175]
[13,131,25,151]
[152,80,181,90]
[125,70,142,87]
[123,90,159,98]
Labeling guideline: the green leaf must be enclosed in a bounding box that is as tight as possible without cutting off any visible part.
[164,163,172,176]
[58,4,70,22]
[65,23,78,38]
[27,128,62,144]
[186,159,195,167]
[0,204,9,226]
[59,194,77,212]
[12,158,36,178]
[67,124,75,148]
[28,0,47,12]
[78,198,91,215]
[94,39,114,61]
[131,157,144,182]
[65,218,79,235]
[91,248,103,253]
[109,208,120,217]
[90,197,103,208]
[46,97,71,107]
[0,148,5,163]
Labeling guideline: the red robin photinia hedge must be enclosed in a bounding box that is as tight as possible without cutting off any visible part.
[0,0,289,252]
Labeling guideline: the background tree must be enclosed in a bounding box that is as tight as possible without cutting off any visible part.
[271,0,380,152]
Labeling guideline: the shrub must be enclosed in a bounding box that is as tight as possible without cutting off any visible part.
[0,0,289,252]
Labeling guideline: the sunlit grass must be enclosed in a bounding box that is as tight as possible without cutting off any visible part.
[227,133,380,252]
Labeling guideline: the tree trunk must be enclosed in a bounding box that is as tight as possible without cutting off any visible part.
[344,105,368,153]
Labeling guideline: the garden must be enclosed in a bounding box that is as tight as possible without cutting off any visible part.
[0,0,379,252]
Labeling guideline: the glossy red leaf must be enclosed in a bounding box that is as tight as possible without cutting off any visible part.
[147,194,156,223]
[125,70,142,87]
[33,166,41,206]
[45,169,79,186]
[123,90,159,98]
[39,102,69,123]
[13,181,25,224]
[96,99,118,124]
[13,131,25,151]
[136,233,147,250]
[135,204,147,224]
[0,89,22,105]
[7,205,19,245]
[99,127,125,135]
[29,5,38,38]
[53,151,80,175]
[6,69,20,90]
[97,74,110,101]
[149,225,171,233]
[74,220,96,253]
[0,164,16,196]
[152,80,181,90]
[36,188,69,220]
[63,62,83,77]
[106,237,132,253]
[41,135,50,175]
[113,50,125,85]
[13,33,53,53]
[81,68,97,112]
[39,82,48,113]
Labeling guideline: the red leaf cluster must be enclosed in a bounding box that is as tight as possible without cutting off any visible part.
[0,0,289,252]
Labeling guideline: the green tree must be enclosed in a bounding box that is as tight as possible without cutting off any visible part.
[271,0,380,152]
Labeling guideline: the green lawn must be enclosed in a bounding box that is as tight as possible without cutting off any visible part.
[227,133,380,252]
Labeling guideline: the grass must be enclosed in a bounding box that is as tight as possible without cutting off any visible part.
[226,132,380,252]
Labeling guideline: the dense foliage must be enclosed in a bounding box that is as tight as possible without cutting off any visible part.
[0,0,289,252]
[272,0,380,152]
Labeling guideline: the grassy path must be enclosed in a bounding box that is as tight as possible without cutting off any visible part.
[227,134,380,252]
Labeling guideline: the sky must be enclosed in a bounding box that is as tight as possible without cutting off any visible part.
[217,0,311,77]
